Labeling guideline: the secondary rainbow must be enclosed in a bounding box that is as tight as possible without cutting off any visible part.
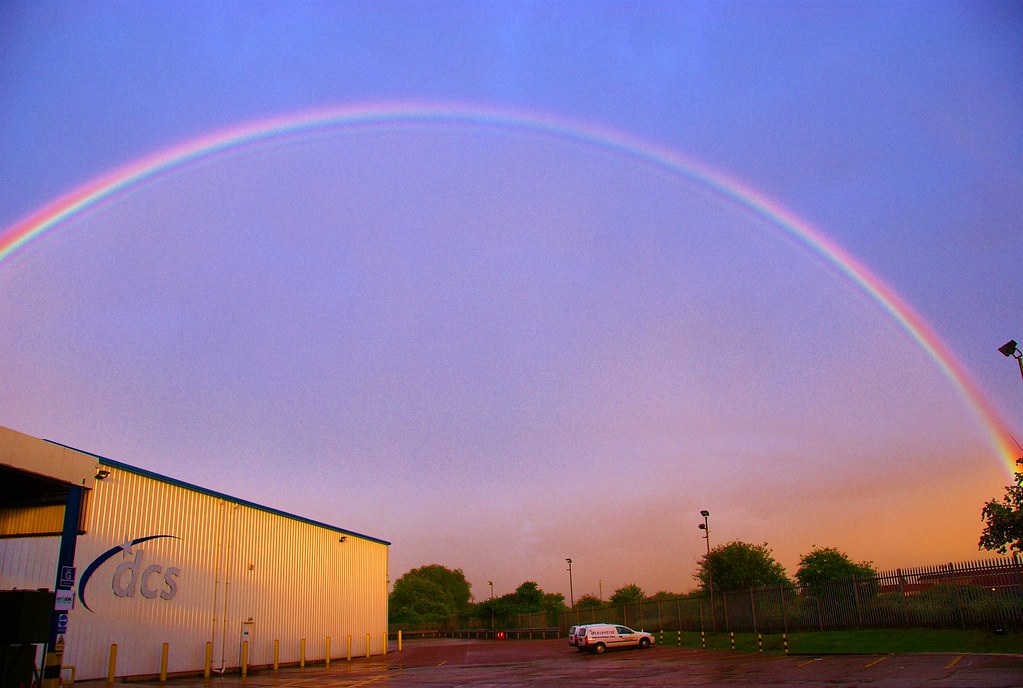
[1,102,1016,474]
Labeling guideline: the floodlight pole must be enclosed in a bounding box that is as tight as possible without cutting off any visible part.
[999,340,1023,382]
[699,510,716,631]
[566,558,575,608]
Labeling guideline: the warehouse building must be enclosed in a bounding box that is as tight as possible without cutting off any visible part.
[0,426,390,681]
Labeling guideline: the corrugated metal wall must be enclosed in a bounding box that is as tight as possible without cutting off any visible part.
[0,464,388,680]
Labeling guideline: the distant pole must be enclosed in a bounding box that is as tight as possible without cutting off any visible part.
[487,580,495,632]
[998,340,1023,382]
[566,558,575,608]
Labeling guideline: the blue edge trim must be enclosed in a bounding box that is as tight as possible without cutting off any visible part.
[44,439,391,547]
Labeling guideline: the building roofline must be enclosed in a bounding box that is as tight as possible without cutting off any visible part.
[44,439,391,547]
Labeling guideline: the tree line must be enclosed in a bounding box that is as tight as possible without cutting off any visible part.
[388,544,875,625]
[390,459,1023,625]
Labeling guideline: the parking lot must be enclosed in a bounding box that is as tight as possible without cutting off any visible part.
[78,638,1023,688]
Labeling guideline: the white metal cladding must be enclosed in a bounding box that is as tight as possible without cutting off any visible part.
[0,463,389,681]
[0,535,59,588]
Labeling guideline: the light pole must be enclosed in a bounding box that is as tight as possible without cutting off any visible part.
[999,340,1023,382]
[699,509,715,630]
[487,580,495,631]
[699,510,711,556]
[566,558,575,608]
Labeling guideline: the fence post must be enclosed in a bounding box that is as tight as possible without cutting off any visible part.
[949,562,966,628]
[897,569,910,627]
[852,574,863,628]
[779,583,788,634]
[722,591,730,632]
[749,587,758,633]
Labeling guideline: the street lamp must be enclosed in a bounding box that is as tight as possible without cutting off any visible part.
[699,510,710,555]
[999,340,1023,382]
[488,580,494,599]
[698,510,715,631]
[565,558,575,608]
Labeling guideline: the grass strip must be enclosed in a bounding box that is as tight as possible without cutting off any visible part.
[649,629,1023,655]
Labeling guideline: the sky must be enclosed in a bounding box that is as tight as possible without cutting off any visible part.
[1,1,1021,603]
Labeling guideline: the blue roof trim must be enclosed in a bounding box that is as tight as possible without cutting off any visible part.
[44,439,391,546]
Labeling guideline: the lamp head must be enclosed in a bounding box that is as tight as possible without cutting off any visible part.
[698,523,707,531]
[999,340,1019,358]
[700,510,710,518]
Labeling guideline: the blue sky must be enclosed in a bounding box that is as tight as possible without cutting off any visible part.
[1,1,1021,599]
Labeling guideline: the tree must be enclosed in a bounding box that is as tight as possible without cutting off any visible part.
[979,458,1023,555]
[573,594,604,609]
[609,583,645,605]
[471,581,564,625]
[695,541,788,592]
[795,546,877,588]
[388,564,472,624]
[511,581,544,611]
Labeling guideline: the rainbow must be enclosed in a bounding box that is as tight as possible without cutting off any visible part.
[1,102,1017,475]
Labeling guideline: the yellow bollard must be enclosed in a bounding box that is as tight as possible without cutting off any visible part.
[783,633,789,655]
[382,632,388,655]
[398,630,403,653]
[758,633,763,653]
[160,643,168,682]
[241,641,248,678]
[203,642,211,679]
[42,648,61,688]
[300,638,306,668]
[273,639,279,671]
[107,644,117,683]
[365,633,371,658]
[347,634,352,661]
[730,632,735,651]
[701,630,706,649]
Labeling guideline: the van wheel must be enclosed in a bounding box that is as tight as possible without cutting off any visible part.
[593,643,606,654]
[639,637,651,649]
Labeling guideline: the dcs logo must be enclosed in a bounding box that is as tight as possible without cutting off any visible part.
[78,535,181,612]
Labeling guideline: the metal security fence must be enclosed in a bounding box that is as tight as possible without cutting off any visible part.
[386,556,1018,637]
[601,557,1021,635]
[437,556,1022,637]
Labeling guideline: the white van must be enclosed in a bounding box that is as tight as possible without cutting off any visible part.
[574,623,655,654]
